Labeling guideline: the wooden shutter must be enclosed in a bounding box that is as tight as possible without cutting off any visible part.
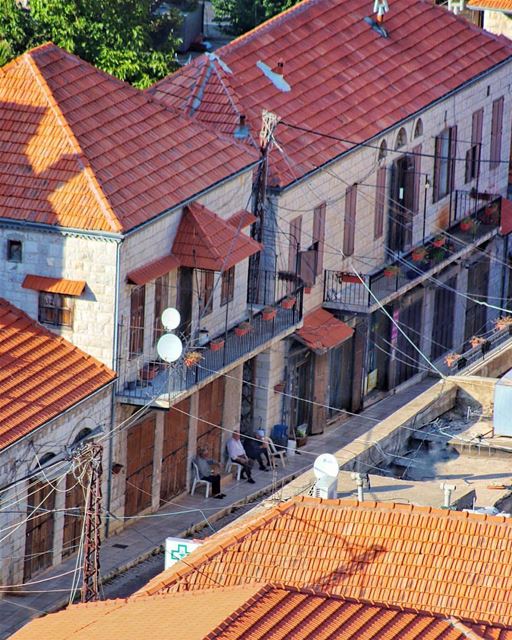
[490,97,504,170]
[374,167,386,239]
[129,286,145,355]
[412,144,422,215]
[288,216,302,272]
[448,125,457,194]
[299,249,317,287]
[343,185,357,257]
[433,134,442,202]
[313,203,326,275]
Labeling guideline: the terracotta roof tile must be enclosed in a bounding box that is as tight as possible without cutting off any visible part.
[0,44,258,233]
[171,201,261,271]
[296,307,353,353]
[138,497,512,626]
[21,274,86,296]
[227,209,257,228]
[0,298,115,450]
[467,0,512,10]
[149,0,512,187]
[126,254,180,285]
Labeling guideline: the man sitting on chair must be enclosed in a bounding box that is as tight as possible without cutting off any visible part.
[243,430,270,471]
[226,430,255,484]
[193,447,225,499]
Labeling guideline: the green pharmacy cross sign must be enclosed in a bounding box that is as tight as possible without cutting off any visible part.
[164,537,202,570]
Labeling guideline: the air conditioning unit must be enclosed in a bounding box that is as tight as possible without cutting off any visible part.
[312,475,338,499]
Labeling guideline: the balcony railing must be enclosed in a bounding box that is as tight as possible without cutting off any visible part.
[117,272,303,406]
[324,192,502,312]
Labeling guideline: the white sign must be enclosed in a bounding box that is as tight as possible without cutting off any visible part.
[164,537,202,570]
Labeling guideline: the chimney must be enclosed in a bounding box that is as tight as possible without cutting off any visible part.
[234,114,250,141]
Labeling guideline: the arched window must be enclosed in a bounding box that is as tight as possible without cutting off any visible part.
[395,127,407,149]
[39,451,56,466]
[73,427,92,444]
[414,118,423,138]
[378,139,387,161]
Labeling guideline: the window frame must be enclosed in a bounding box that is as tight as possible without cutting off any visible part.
[312,203,326,276]
[433,126,457,203]
[129,285,145,357]
[38,292,74,327]
[343,184,357,257]
[490,96,504,172]
[220,266,235,306]
[7,239,22,263]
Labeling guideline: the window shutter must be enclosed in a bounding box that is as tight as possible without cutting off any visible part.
[374,166,386,239]
[448,125,457,194]
[433,135,442,202]
[412,144,422,215]
[288,216,302,272]
[343,185,357,257]
[299,249,317,287]
[313,203,326,275]
[490,97,504,170]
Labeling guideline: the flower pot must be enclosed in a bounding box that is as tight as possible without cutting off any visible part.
[235,325,251,337]
[412,249,427,262]
[383,267,399,278]
[210,338,225,352]
[281,296,296,310]
[262,308,277,321]
[460,220,473,232]
[432,237,445,248]
[296,436,308,448]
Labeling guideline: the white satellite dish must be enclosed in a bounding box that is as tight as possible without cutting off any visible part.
[256,61,291,92]
[161,307,181,331]
[157,333,183,363]
[313,453,339,480]
[207,52,233,75]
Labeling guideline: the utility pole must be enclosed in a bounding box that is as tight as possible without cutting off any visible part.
[81,442,103,603]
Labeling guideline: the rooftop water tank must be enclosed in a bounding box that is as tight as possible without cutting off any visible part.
[493,368,512,436]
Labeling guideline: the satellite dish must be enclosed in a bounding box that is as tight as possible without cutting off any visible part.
[157,333,183,363]
[207,52,233,75]
[313,453,339,480]
[256,61,291,92]
[161,307,180,331]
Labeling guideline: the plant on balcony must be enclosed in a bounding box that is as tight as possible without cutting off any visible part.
[183,350,203,368]
[483,202,499,225]
[469,336,485,349]
[383,265,400,278]
[234,321,252,336]
[430,247,447,264]
[262,306,277,321]
[494,316,512,332]
[281,295,296,310]
[432,235,445,248]
[444,352,461,368]
[210,337,225,352]
[295,423,308,447]
[411,246,428,262]
[459,217,474,232]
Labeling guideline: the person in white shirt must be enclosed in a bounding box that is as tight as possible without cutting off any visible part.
[226,430,255,483]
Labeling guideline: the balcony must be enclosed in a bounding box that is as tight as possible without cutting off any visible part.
[324,191,504,313]
[117,273,303,407]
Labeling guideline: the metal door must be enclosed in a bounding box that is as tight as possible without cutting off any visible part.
[24,480,55,580]
[395,296,423,386]
[62,474,86,558]
[288,347,313,432]
[124,414,156,517]
[431,276,456,359]
[388,156,414,253]
[329,341,353,416]
[197,377,224,463]
[240,358,255,434]
[160,398,190,503]
[464,257,490,342]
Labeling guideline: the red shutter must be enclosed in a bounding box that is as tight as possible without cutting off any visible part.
[433,135,442,202]
[374,167,386,239]
[448,125,457,194]
[313,203,326,275]
[288,216,302,272]
[412,144,422,215]
[343,185,357,257]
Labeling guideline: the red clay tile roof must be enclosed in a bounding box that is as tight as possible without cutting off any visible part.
[22,275,86,296]
[126,254,180,285]
[13,583,512,640]
[11,586,262,640]
[0,43,258,233]
[296,308,353,353]
[0,298,115,450]
[171,201,261,270]
[149,0,512,187]
[138,496,512,627]
[227,209,257,228]
[467,0,512,10]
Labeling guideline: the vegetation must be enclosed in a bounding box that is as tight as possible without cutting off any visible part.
[0,0,196,87]
[211,0,299,35]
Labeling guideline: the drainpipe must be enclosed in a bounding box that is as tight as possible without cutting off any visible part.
[105,238,122,538]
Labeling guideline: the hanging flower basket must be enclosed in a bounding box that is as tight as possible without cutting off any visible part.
[494,316,512,332]
[262,306,277,321]
[432,235,445,248]
[383,265,400,278]
[411,247,427,262]
[281,295,296,310]
[459,217,474,232]
[444,352,461,368]
[210,338,225,352]
[235,321,252,337]
[470,336,485,349]
[184,350,203,368]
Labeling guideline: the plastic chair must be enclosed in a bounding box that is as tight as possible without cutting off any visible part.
[224,446,243,480]
[264,436,286,469]
[190,461,211,498]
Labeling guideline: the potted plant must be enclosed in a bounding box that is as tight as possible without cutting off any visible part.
[295,423,308,448]
[432,235,445,248]
[411,246,427,262]
[430,247,446,264]
[470,336,485,349]
[183,350,203,368]
[281,295,297,310]
[459,217,474,232]
[444,352,460,368]
[235,321,252,337]
[262,306,277,321]
[483,202,499,224]
[383,265,400,278]
[210,337,225,352]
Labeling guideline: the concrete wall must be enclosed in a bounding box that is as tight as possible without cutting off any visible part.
[484,10,512,38]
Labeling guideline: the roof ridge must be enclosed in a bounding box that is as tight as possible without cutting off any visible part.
[22,51,123,234]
